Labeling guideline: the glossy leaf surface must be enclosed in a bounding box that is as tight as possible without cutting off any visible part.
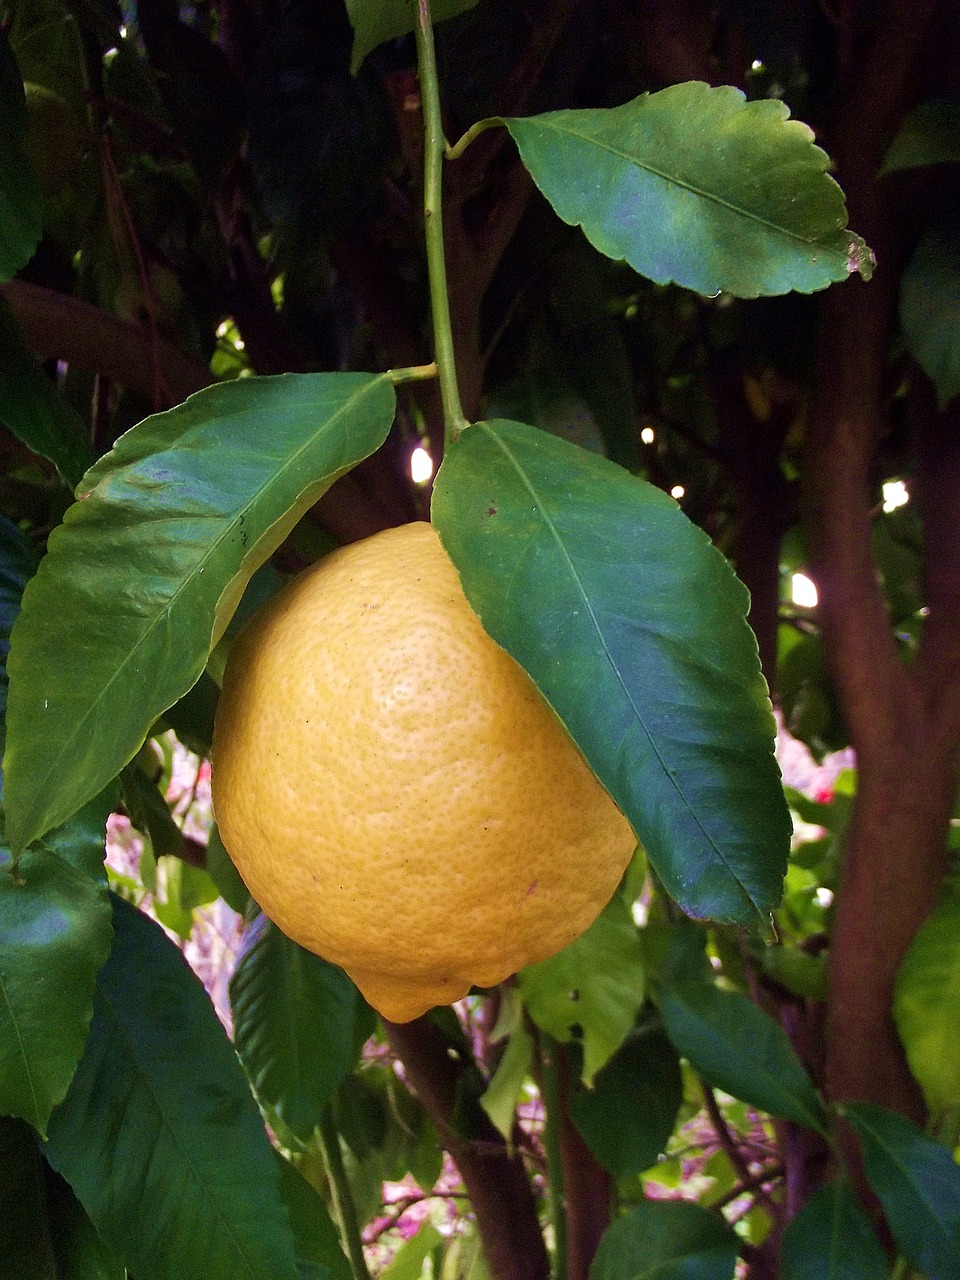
[345,0,477,73]
[844,1102,960,1280]
[44,895,298,1280]
[0,788,114,1135]
[432,419,790,929]
[230,914,372,1147]
[4,372,396,855]
[900,206,960,408]
[0,33,42,281]
[780,1180,888,1280]
[591,1199,739,1280]
[503,83,872,298]
[661,980,827,1133]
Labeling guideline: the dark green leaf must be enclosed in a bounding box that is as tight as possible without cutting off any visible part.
[660,980,827,1133]
[432,419,790,929]
[121,760,182,858]
[42,1160,126,1280]
[231,914,373,1147]
[780,1180,888,1280]
[0,789,115,1135]
[0,1116,57,1278]
[0,515,38,771]
[44,894,298,1280]
[274,1154,352,1280]
[518,891,645,1083]
[502,83,872,299]
[843,1101,960,1280]
[3,372,396,856]
[572,1023,682,1177]
[344,0,478,73]
[0,32,43,281]
[900,205,960,409]
[205,823,251,914]
[881,99,960,174]
[591,1199,739,1280]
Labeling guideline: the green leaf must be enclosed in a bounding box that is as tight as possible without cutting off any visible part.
[502,83,872,299]
[380,1223,443,1280]
[591,1199,739,1280]
[0,789,115,1136]
[894,879,960,1114]
[518,891,645,1083]
[230,914,373,1147]
[273,1154,352,1280]
[0,1116,57,1278]
[780,1180,888,1280]
[42,1160,127,1280]
[0,33,43,281]
[571,1023,683,1177]
[843,1101,960,1280]
[43,894,299,1280]
[121,761,182,858]
[660,980,827,1133]
[432,418,790,929]
[479,1019,534,1140]
[881,99,960,175]
[3,371,396,856]
[206,822,251,914]
[0,514,38,765]
[151,856,220,941]
[900,205,960,409]
[344,0,478,73]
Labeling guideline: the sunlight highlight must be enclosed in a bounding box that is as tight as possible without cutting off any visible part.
[792,573,818,608]
[882,479,909,513]
[410,446,434,485]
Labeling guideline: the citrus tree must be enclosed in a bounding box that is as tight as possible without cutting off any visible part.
[2,1,960,1279]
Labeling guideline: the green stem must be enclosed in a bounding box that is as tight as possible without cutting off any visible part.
[387,361,439,385]
[318,1106,371,1280]
[446,117,501,161]
[413,0,469,447]
[540,1034,568,1280]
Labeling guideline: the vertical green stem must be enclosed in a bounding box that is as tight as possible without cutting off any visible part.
[540,1034,569,1280]
[318,1106,372,1280]
[413,0,469,447]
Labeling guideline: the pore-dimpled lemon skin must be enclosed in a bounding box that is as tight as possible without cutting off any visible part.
[212,521,636,1022]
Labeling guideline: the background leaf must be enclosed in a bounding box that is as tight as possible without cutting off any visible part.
[344,0,478,73]
[0,787,115,1136]
[900,205,960,408]
[591,1199,739,1280]
[502,83,872,299]
[0,1116,57,1279]
[881,99,960,174]
[44,894,299,1280]
[0,512,38,779]
[843,1102,960,1280]
[660,980,827,1133]
[41,1159,127,1280]
[230,914,374,1147]
[780,1180,888,1280]
[273,1153,352,1280]
[432,418,790,928]
[3,371,396,855]
[479,1018,533,1140]
[0,32,43,281]
[518,891,645,1083]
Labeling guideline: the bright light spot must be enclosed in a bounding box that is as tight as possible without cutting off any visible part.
[882,479,909,512]
[816,887,834,908]
[792,573,818,608]
[234,337,244,350]
[216,320,230,338]
[751,59,764,71]
[104,46,118,59]
[670,484,685,500]
[410,446,434,485]
[641,426,655,445]
[119,23,128,37]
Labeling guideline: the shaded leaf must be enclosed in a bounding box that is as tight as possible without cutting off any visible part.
[881,99,960,175]
[0,788,115,1136]
[480,1019,534,1140]
[432,419,790,929]
[780,1180,888,1280]
[591,1199,739,1280]
[274,1153,352,1280]
[0,515,38,778]
[4,372,396,856]
[660,980,827,1133]
[231,914,373,1147]
[572,1023,683,1177]
[42,1159,126,1280]
[843,1101,960,1280]
[502,83,872,299]
[0,32,43,281]
[518,891,645,1083]
[900,205,960,408]
[345,0,478,73]
[381,1223,443,1280]
[205,822,252,914]
[44,894,298,1280]
[0,1116,56,1279]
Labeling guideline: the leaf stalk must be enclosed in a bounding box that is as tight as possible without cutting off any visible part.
[318,1105,372,1280]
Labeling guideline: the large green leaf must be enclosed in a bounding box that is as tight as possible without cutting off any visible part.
[230,914,373,1147]
[571,1022,683,1177]
[518,891,645,1083]
[900,206,960,409]
[43,894,299,1280]
[881,99,960,175]
[780,1180,888,1280]
[3,372,396,856]
[591,1199,739,1280]
[660,980,827,1133]
[894,878,960,1114]
[843,1103,960,1280]
[0,32,43,281]
[344,0,478,73]
[432,419,790,929]
[502,83,872,298]
[0,787,115,1136]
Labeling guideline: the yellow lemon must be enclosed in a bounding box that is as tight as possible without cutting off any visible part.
[212,521,636,1021]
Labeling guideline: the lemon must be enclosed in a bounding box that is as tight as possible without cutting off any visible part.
[212,521,636,1022]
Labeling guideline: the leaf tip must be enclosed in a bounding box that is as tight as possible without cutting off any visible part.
[848,235,876,281]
